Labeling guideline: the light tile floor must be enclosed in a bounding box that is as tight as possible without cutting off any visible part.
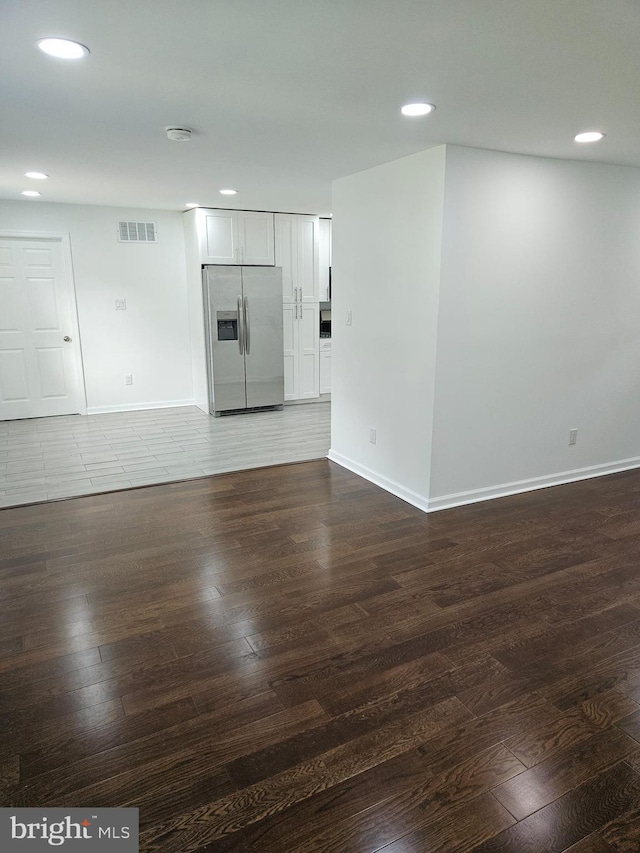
[0,403,331,508]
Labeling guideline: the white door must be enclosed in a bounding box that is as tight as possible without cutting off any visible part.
[0,236,85,420]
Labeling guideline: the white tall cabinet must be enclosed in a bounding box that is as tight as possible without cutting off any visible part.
[319,218,332,302]
[275,213,320,400]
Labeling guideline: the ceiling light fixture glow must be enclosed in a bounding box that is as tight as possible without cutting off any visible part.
[21,190,41,197]
[574,131,605,143]
[219,188,237,195]
[24,171,49,180]
[37,38,90,59]
[401,102,436,117]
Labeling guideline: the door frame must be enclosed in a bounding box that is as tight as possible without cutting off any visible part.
[0,229,87,416]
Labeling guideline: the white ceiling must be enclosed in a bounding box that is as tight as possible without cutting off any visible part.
[3,0,640,215]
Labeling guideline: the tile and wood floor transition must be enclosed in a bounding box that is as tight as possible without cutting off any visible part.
[0,403,331,508]
[2,459,640,850]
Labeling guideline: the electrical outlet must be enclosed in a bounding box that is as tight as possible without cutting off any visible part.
[369,428,377,445]
[115,299,127,310]
[569,428,578,446]
[125,374,133,386]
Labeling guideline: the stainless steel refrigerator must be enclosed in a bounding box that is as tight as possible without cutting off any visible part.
[203,265,284,416]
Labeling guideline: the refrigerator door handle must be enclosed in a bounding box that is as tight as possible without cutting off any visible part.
[244,295,251,354]
[237,294,245,354]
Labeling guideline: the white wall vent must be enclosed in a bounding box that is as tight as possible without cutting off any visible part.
[117,221,157,243]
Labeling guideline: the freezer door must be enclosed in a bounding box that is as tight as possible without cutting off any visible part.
[203,266,246,413]
[241,267,284,408]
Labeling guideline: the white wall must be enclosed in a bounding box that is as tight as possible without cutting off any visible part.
[329,146,446,509]
[182,209,208,412]
[0,199,193,413]
[430,146,640,506]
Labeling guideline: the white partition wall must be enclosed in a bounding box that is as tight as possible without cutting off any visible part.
[329,146,447,510]
[429,146,640,508]
[331,144,640,512]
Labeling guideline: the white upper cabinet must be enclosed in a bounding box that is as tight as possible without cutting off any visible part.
[297,215,319,303]
[200,209,237,263]
[319,218,332,302]
[238,211,275,265]
[275,214,296,302]
[196,209,275,265]
[275,213,319,302]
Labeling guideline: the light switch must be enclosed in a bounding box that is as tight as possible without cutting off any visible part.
[115,299,127,310]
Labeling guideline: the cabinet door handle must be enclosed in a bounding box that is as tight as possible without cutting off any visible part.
[294,287,298,302]
[295,303,298,320]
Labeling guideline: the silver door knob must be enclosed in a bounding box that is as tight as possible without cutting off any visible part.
[63,336,71,342]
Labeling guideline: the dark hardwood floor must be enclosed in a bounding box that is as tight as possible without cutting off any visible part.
[2,459,640,851]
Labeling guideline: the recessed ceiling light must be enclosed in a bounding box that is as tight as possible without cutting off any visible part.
[401,102,436,117]
[219,189,237,196]
[574,131,605,143]
[24,171,49,180]
[21,190,41,197]
[37,38,90,59]
[185,203,199,208]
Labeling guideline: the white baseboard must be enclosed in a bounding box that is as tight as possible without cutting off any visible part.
[327,450,430,512]
[328,449,640,514]
[86,399,196,415]
[427,455,640,512]
[285,395,331,406]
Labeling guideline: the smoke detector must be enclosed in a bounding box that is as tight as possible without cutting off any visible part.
[166,127,192,142]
